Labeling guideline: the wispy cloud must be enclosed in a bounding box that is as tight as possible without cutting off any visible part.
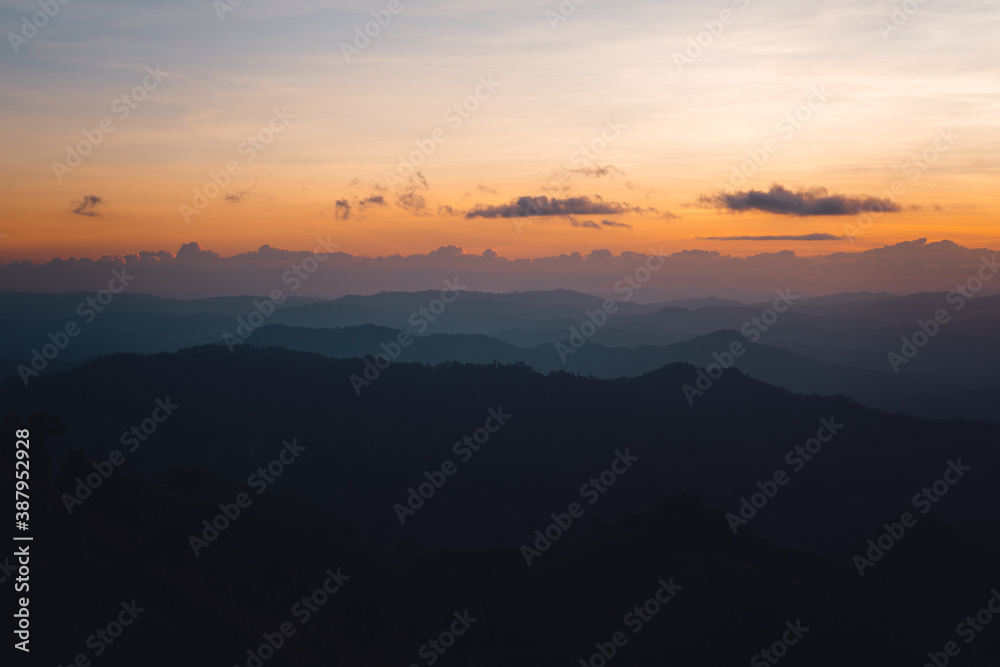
[71,195,105,217]
[466,195,638,219]
[699,233,843,241]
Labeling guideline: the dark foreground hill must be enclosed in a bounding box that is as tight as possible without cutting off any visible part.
[6,383,1000,666]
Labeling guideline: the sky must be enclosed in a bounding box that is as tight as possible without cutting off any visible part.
[0,0,997,270]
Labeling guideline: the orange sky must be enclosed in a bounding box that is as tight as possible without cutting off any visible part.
[1,0,996,265]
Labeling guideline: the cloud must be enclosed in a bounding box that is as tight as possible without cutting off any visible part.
[397,191,427,213]
[465,195,637,219]
[699,233,844,241]
[335,199,351,219]
[224,180,257,204]
[601,219,632,229]
[570,218,601,229]
[438,205,457,216]
[4,239,995,301]
[175,242,220,262]
[698,184,902,216]
[358,195,387,208]
[71,195,104,217]
[571,164,625,178]
[476,185,497,194]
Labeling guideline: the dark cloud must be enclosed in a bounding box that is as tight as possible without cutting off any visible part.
[71,195,104,217]
[335,199,351,219]
[465,195,637,219]
[699,234,844,241]
[397,191,427,213]
[601,219,632,229]
[2,239,995,300]
[698,184,902,216]
[358,195,387,208]
[570,218,601,229]
[224,180,257,204]
[175,242,220,262]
